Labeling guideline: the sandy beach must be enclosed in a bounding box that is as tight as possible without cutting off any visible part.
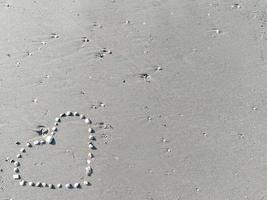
[1,0,267,199]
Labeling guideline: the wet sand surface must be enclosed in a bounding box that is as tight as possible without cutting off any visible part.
[1,0,267,199]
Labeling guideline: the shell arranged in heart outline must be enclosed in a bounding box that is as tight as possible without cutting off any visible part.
[7,111,99,190]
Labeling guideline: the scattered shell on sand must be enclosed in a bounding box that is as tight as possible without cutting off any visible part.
[45,135,54,144]
[65,183,73,189]
[231,3,241,9]
[20,180,26,186]
[9,111,98,189]
[40,140,46,145]
[13,174,20,180]
[82,37,90,42]
[51,131,56,135]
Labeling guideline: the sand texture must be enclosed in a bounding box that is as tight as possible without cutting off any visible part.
[0,0,267,199]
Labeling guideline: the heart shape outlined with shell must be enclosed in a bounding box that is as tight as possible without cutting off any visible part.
[8,111,100,190]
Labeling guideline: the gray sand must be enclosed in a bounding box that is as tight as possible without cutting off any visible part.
[0,0,267,199]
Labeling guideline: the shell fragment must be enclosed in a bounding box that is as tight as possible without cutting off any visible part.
[74,183,81,188]
[20,180,26,186]
[45,135,54,144]
[13,174,20,180]
[86,166,92,176]
[65,183,73,189]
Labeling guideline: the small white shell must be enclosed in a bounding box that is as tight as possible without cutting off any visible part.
[80,114,85,119]
[88,128,94,133]
[52,127,57,132]
[74,183,81,188]
[88,143,94,149]
[54,122,59,126]
[73,112,79,116]
[36,182,42,187]
[14,168,19,173]
[51,131,56,135]
[19,180,26,186]
[42,182,47,187]
[16,154,22,158]
[60,113,66,117]
[33,140,40,145]
[26,142,32,147]
[86,166,92,176]
[66,111,72,116]
[13,174,20,180]
[84,118,91,124]
[87,160,91,165]
[88,152,94,159]
[45,135,54,144]
[55,117,61,122]
[20,148,26,153]
[57,183,62,188]
[48,184,55,189]
[83,181,90,185]
[14,161,20,167]
[88,134,95,140]
[65,183,72,189]
[40,140,46,145]
[28,182,35,186]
